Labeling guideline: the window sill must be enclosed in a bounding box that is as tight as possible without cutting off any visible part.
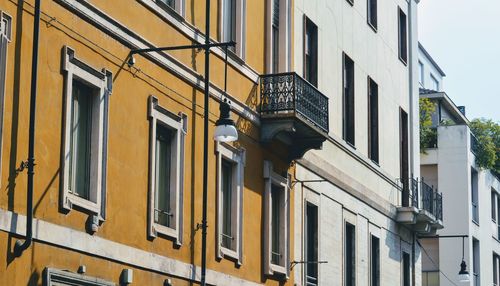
[270,263,287,276]
[221,246,239,261]
[345,0,354,6]
[472,219,480,227]
[152,222,178,240]
[367,21,378,33]
[66,193,100,215]
[399,56,408,66]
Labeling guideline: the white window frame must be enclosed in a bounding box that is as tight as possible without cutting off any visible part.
[61,46,112,221]
[265,0,291,73]
[418,61,424,86]
[216,142,245,265]
[44,267,115,286]
[430,73,439,91]
[263,160,290,278]
[155,0,185,17]
[0,11,12,187]
[219,0,246,60]
[148,95,187,246]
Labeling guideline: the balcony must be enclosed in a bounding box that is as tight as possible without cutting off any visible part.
[396,177,444,234]
[260,72,329,161]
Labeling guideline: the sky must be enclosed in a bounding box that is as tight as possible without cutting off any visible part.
[418,0,500,122]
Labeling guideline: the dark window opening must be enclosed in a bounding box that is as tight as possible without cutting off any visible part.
[368,77,379,163]
[403,252,411,286]
[306,203,318,285]
[304,16,318,87]
[371,236,380,286]
[272,0,280,73]
[343,54,355,146]
[368,0,377,30]
[154,124,174,227]
[345,223,356,286]
[400,109,409,206]
[398,8,408,64]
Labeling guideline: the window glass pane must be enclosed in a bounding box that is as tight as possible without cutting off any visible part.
[271,185,282,265]
[69,80,93,200]
[345,223,356,286]
[403,252,411,286]
[371,236,380,286]
[368,0,377,28]
[155,124,173,227]
[221,159,234,249]
[224,0,237,51]
[398,9,407,63]
[306,203,318,285]
[343,54,355,145]
[158,0,175,9]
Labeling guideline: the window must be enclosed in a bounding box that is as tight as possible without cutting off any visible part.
[220,0,246,59]
[492,190,500,239]
[400,109,409,203]
[263,160,289,277]
[418,61,424,86]
[266,0,290,73]
[471,168,479,224]
[371,236,380,286]
[0,11,12,179]
[61,46,112,222]
[422,271,439,286]
[398,8,408,64]
[156,0,185,17]
[148,96,187,245]
[343,53,355,146]
[345,222,356,286]
[368,77,379,163]
[216,142,245,264]
[304,16,318,87]
[473,238,480,286]
[305,203,318,285]
[492,191,497,222]
[44,267,114,286]
[346,0,354,6]
[367,0,377,30]
[402,252,411,286]
[494,253,500,286]
[430,74,439,91]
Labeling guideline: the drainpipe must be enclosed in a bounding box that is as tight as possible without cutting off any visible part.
[14,0,41,256]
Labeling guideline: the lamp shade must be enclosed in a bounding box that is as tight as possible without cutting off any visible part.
[458,260,470,283]
[214,124,238,142]
[213,99,238,142]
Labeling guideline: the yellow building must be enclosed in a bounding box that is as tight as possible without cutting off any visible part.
[0,0,329,285]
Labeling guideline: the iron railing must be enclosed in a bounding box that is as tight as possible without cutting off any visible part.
[306,275,318,286]
[400,177,419,208]
[470,132,479,155]
[421,180,435,215]
[421,180,443,220]
[260,72,329,133]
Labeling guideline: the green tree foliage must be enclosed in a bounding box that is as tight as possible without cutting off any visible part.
[470,118,500,175]
[419,98,437,152]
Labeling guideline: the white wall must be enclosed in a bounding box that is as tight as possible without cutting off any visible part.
[293,0,422,285]
[418,45,445,91]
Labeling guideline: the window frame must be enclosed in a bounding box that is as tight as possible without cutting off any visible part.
[430,73,439,91]
[216,142,245,264]
[265,0,291,73]
[44,267,115,286]
[303,15,318,87]
[367,0,377,31]
[155,0,185,18]
[219,0,246,60]
[148,95,187,246]
[346,0,354,7]
[402,252,411,286]
[0,11,12,187]
[61,46,112,221]
[418,61,424,86]
[343,53,356,147]
[398,7,408,65]
[370,234,380,286]
[367,77,379,164]
[345,221,356,286]
[263,160,290,278]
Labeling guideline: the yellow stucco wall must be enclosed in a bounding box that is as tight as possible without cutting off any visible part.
[0,0,295,285]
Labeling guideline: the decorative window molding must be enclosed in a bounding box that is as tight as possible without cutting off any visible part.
[148,95,187,246]
[155,0,185,18]
[43,267,115,286]
[265,0,291,73]
[219,0,246,60]
[263,160,290,278]
[215,142,245,265]
[0,11,12,187]
[61,46,112,224]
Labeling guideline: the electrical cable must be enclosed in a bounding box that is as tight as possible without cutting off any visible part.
[416,239,459,286]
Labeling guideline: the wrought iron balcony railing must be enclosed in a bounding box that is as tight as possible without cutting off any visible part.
[260,72,329,133]
[434,192,443,221]
[421,180,443,220]
[400,177,419,208]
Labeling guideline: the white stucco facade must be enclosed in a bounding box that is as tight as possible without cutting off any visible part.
[292,0,430,285]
